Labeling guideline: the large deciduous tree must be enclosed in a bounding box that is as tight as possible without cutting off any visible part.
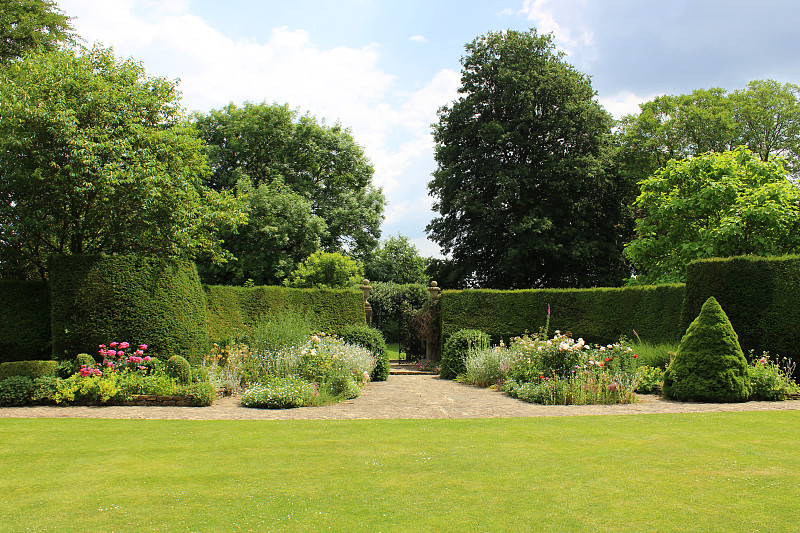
[0,0,75,63]
[427,29,629,289]
[624,147,800,283]
[193,102,385,265]
[616,80,800,183]
[0,46,240,279]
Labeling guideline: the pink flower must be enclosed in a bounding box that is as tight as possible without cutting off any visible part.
[110,342,118,348]
[119,342,130,350]
[135,350,144,356]
[144,356,151,362]
[99,344,106,349]
[137,365,146,370]
[106,361,114,368]
[139,344,148,350]
[117,350,125,357]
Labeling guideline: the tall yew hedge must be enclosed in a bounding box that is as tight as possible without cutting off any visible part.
[440,284,686,345]
[204,285,365,343]
[0,280,51,362]
[49,255,209,364]
[682,255,800,363]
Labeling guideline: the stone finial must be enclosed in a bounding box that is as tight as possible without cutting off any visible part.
[428,280,441,300]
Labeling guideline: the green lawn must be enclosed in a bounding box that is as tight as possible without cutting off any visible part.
[386,341,402,360]
[2,412,799,531]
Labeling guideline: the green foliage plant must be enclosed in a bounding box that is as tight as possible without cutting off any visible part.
[165,355,191,385]
[0,376,36,406]
[364,234,428,284]
[0,280,50,361]
[624,147,800,283]
[440,329,491,379]
[463,346,513,388]
[175,382,216,406]
[0,0,75,63]
[339,324,389,381]
[284,251,363,289]
[663,296,751,402]
[634,366,665,394]
[747,354,799,401]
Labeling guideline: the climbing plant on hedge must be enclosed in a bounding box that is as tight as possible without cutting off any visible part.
[663,296,751,402]
[49,255,209,364]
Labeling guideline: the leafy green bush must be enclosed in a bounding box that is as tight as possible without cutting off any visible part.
[0,376,35,406]
[176,382,216,406]
[441,329,491,379]
[122,373,177,397]
[241,377,315,408]
[32,377,59,404]
[339,325,389,381]
[54,373,128,404]
[0,360,59,380]
[284,251,363,289]
[76,353,96,367]
[166,355,191,384]
[634,366,665,394]
[664,296,751,402]
[748,355,799,401]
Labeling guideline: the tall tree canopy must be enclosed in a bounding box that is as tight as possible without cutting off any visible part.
[0,0,75,63]
[193,102,385,266]
[363,234,428,285]
[0,46,240,279]
[616,80,800,183]
[427,29,630,289]
[624,147,800,283]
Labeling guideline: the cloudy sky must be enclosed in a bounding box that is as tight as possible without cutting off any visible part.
[57,0,800,257]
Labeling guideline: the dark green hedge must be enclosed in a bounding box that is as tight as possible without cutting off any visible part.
[49,255,209,364]
[441,284,686,346]
[682,255,800,363]
[0,360,59,380]
[205,285,366,343]
[0,280,51,362]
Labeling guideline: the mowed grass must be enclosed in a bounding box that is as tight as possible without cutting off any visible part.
[2,412,799,532]
[385,341,402,360]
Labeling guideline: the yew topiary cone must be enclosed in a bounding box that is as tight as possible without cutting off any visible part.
[663,296,751,402]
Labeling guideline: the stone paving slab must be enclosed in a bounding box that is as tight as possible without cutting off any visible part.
[1,374,799,421]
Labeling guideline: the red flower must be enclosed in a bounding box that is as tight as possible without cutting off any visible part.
[604,357,610,362]
[633,354,638,359]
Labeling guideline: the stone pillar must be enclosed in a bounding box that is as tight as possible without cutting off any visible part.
[360,279,373,326]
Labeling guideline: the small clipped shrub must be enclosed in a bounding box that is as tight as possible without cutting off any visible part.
[32,377,59,404]
[0,360,60,380]
[340,324,389,381]
[165,355,191,384]
[241,377,315,409]
[663,296,751,402]
[634,366,665,394]
[76,353,96,368]
[440,329,491,379]
[0,376,36,406]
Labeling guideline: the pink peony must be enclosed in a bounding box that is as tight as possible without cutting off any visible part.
[139,344,148,350]
[119,342,130,349]
[99,344,106,349]
[144,356,151,362]
[135,350,144,356]
[117,350,125,357]
[110,342,118,348]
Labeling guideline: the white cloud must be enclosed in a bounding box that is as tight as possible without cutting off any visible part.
[598,91,660,120]
[409,35,427,43]
[519,0,593,51]
[59,0,461,249]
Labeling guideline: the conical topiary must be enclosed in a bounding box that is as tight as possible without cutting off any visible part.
[663,296,751,402]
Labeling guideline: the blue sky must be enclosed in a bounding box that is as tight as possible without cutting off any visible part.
[58,0,800,258]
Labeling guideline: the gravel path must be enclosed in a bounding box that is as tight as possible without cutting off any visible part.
[2,374,799,420]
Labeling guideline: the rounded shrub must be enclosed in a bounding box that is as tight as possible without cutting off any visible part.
[663,296,751,402]
[48,255,209,364]
[440,329,491,380]
[165,355,191,384]
[75,353,96,368]
[339,325,389,382]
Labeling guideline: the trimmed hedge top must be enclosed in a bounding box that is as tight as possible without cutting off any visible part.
[440,283,686,346]
[205,284,366,343]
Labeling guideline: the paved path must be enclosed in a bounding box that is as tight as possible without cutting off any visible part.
[2,374,799,420]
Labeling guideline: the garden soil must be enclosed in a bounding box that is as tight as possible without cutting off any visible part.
[2,373,799,420]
